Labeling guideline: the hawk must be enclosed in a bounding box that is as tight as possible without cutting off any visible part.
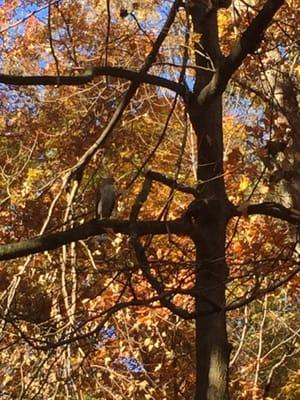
[96,177,116,219]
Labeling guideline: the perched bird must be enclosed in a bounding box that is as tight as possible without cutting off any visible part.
[96,177,116,219]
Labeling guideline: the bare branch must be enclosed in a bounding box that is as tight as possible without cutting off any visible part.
[225,265,300,311]
[5,200,298,262]
[196,0,284,106]
[0,1,57,34]
[0,218,191,261]
[146,170,198,195]
[233,201,300,225]
[0,67,187,96]
[130,235,193,319]
[130,176,153,221]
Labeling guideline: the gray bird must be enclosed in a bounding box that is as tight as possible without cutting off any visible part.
[96,177,116,219]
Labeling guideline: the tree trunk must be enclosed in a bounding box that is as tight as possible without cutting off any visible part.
[189,97,231,399]
[187,5,231,399]
[193,206,230,400]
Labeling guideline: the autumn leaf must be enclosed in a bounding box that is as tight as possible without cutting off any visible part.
[239,175,250,192]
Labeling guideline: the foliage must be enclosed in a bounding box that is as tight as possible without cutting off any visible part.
[0,1,299,399]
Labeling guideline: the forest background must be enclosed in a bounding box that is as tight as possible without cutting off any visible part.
[0,0,299,399]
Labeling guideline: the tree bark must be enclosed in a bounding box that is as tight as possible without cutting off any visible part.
[188,4,231,399]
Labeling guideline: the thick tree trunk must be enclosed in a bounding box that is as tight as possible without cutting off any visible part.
[193,206,230,400]
[189,98,231,400]
[187,4,231,399]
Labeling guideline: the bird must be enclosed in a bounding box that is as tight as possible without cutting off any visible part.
[96,177,116,219]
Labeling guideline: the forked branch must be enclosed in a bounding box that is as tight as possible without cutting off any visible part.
[196,0,284,106]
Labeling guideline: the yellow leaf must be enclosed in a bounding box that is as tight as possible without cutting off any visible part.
[239,176,250,192]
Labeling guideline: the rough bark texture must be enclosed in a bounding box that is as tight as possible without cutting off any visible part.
[268,72,300,208]
[188,4,231,399]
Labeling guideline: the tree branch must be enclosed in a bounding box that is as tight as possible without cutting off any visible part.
[0,67,187,96]
[130,175,153,221]
[225,265,300,311]
[233,201,300,225]
[0,218,191,261]
[3,200,299,261]
[130,236,193,319]
[145,170,198,195]
[196,0,284,106]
